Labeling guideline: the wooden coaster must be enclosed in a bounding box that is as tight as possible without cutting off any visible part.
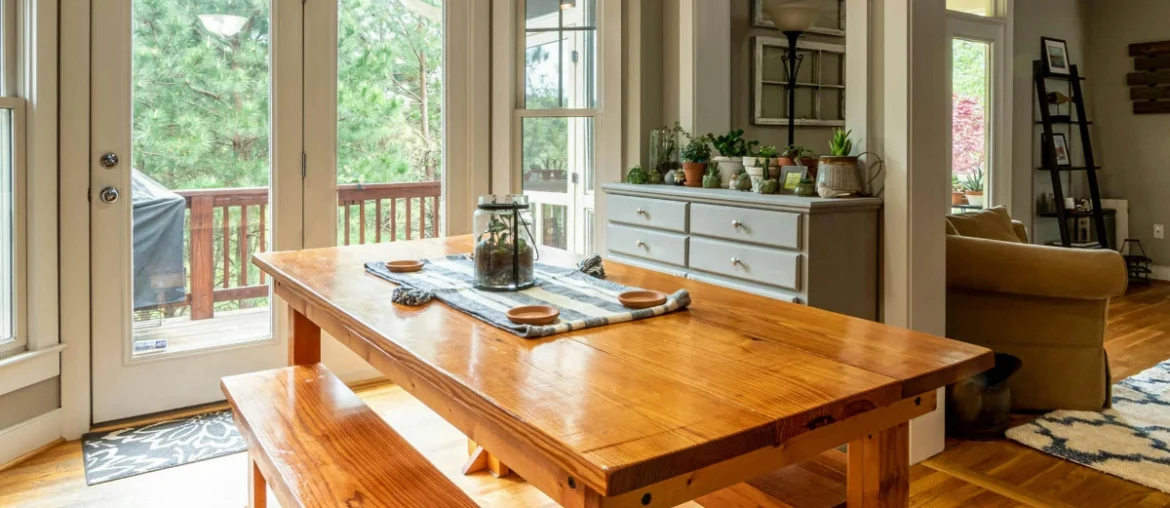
[618,290,668,309]
[506,305,560,325]
[386,260,424,273]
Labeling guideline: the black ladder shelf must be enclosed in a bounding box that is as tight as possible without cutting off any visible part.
[1034,60,1108,249]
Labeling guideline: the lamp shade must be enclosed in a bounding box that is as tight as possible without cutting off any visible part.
[762,0,820,32]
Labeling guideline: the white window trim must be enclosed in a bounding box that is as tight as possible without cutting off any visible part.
[946,5,1013,213]
[491,0,621,255]
[0,0,58,365]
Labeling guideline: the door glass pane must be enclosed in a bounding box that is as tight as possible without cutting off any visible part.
[0,108,12,346]
[540,204,568,250]
[337,0,443,245]
[947,0,998,17]
[522,116,593,195]
[952,38,990,212]
[129,2,271,356]
[524,0,596,109]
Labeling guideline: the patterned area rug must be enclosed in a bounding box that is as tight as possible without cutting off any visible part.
[82,409,246,485]
[1006,359,1170,492]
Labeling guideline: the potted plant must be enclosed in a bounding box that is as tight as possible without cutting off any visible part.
[783,145,819,179]
[626,165,648,184]
[680,132,712,188]
[952,174,965,205]
[757,177,780,194]
[647,167,663,184]
[709,129,758,188]
[963,168,985,207]
[744,145,778,190]
[795,178,816,197]
[672,168,687,186]
[733,169,753,191]
[816,129,864,198]
[650,122,684,183]
[702,162,721,188]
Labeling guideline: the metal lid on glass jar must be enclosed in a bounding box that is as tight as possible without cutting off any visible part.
[477,194,530,210]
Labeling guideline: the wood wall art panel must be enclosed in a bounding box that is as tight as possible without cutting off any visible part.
[1128,41,1170,114]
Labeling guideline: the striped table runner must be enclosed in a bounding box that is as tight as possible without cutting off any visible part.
[364,255,690,338]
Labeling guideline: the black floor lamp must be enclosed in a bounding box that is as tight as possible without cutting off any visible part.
[762,1,820,147]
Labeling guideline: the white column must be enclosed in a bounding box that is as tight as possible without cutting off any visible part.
[869,0,950,463]
[665,0,730,136]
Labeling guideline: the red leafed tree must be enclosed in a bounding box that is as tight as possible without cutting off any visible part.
[952,93,986,176]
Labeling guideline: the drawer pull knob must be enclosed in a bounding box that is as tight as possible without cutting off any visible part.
[636,208,647,215]
[636,240,646,248]
[731,220,742,229]
[730,257,740,266]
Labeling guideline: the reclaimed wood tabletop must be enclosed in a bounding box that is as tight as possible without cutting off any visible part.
[253,236,993,508]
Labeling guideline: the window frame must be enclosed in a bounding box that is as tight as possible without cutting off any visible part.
[512,0,600,254]
[0,0,25,359]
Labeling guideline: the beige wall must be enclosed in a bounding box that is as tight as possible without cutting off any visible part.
[0,377,60,431]
[1011,0,1090,244]
[728,0,835,153]
[1083,0,1170,264]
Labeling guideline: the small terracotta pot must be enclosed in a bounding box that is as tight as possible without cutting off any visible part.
[682,162,707,188]
[799,157,819,180]
[951,191,964,205]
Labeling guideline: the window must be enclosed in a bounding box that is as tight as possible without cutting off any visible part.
[753,37,846,127]
[947,0,1004,17]
[517,0,598,254]
[0,0,23,359]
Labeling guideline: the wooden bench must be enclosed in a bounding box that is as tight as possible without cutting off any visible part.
[222,363,478,508]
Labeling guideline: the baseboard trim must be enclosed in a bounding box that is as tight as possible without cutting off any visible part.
[0,409,63,471]
[1150,265,1170,282]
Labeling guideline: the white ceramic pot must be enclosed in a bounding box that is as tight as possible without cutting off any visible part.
[712,157,744,187]
[741,156,780,169]
[745,166,765,192]
[966,192,985,208]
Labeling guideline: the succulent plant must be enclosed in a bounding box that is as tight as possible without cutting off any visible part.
[625,165,648,184]
[962,167,985,192]
[702,164,721,188]
[647,167,663,184]
[734,171,753,191]
[758,178,780,195]
[782,144,817,160]
[829,128,854,156]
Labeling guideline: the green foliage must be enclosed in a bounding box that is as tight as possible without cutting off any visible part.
[952,173,963,192]
[680,133,712,163]
[829,129,854,156]
[625,165,648,184]
[962,167,985,192]
[708,129,758,158]
[756,145,779,158]
[782,145,816,160]
[131,0,443,191]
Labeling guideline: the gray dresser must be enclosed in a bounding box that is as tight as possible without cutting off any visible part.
[601,183,882,320]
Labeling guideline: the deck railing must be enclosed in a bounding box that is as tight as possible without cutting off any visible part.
[171,182,441,320]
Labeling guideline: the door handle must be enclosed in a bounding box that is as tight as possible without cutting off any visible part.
[99,186,120,203]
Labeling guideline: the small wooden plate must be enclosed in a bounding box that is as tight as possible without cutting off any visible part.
[386,260,424,273]
[618,290,668,309]
[506,305,560,325]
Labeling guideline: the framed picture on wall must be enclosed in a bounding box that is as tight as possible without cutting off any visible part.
[1041,37,1071,75]
[1045,133,1073,167]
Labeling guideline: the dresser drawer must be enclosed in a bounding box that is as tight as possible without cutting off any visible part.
[689,203,801,250]
[688,237,801,291]
[607,194,688,233]
[606,224,688,267]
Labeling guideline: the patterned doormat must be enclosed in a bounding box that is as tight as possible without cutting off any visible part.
[82,409,246,485]
[1006,359,1170,492]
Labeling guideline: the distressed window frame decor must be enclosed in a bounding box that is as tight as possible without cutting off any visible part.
[752,0,845,36]
[753,36,847,127]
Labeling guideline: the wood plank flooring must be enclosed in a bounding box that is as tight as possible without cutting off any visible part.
[1,283,1168,507]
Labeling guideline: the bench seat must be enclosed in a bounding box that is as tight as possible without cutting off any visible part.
[222,363,478,508]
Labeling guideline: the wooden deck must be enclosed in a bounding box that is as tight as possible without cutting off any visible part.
[132,307,271,356]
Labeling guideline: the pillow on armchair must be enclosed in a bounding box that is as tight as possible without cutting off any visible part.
[946,206,1023,243]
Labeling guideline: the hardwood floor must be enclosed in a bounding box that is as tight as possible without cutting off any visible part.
[1,283,1168,507]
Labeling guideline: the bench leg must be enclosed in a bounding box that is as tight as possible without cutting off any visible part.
[463,439,510,478]
[846,422,909,508]
[249,460,267,508]
[289,305,321,366]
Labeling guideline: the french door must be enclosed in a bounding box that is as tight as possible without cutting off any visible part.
[90,0,473,423]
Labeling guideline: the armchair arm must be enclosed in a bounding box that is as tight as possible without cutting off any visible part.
[947,235,1127,300]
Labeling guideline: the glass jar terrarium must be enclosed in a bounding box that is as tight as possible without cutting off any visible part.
[473,195,538,291]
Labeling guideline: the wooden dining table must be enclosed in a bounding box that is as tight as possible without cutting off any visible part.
[253,236,993,508]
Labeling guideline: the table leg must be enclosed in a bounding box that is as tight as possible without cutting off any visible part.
[249,460,267,508]
[288,305,321,365]
[847,422,909,508]
[463,439,510,478]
